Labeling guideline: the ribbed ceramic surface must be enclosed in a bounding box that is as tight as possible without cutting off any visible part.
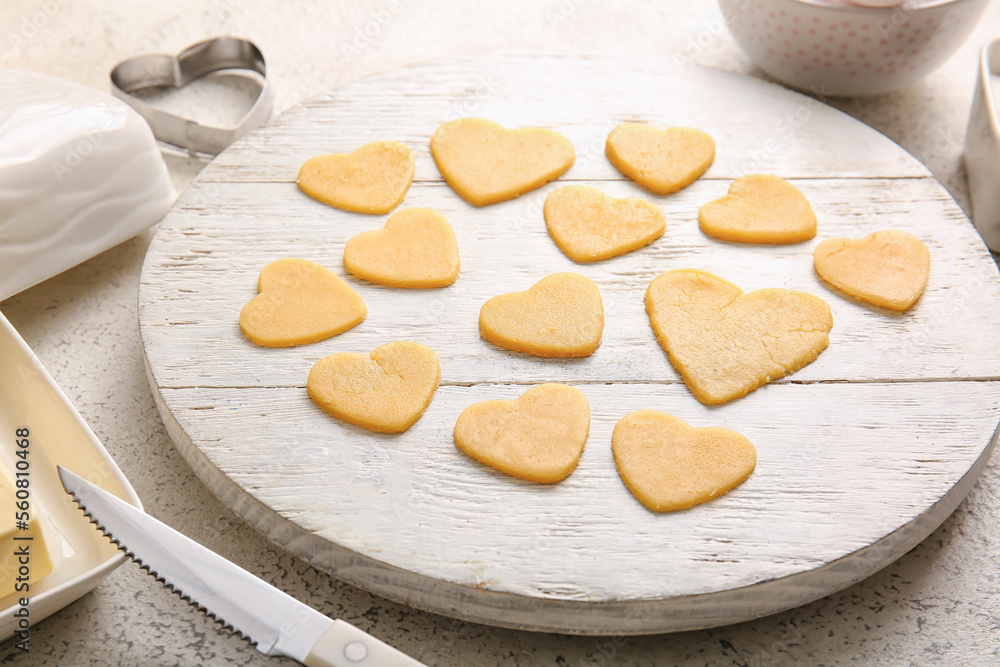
[0,68,175,301]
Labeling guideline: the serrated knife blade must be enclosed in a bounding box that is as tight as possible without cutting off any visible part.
[58,466,425,667]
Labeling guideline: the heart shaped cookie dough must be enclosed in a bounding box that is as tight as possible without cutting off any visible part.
[645,269,832,404]
[612,410,757,512]
[544,185,665,262]
[307,341,440,433]
[344,207,460,288]
[480,273,604,358]
[454,383,590,483]
[298,141,414,214]
[240,258,366,348]
[699,174,817,244]
[814,230,930,311]
[430,117,575,206]
[605,123,715,195]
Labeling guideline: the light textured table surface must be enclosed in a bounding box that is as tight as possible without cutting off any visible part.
[2,1,1000,665]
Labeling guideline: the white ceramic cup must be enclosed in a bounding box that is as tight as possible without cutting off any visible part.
[964,39,1000,252]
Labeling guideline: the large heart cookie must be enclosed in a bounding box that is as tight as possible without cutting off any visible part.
[344,207,460,288]
[307,341,440,433]
[814,230,930,311]
[605,123,715,194]
[430,117,575,206]
[645,269,832,404]
[454,383,590,483]
[544,185,665,262]
[297,141,414,214]
[480,273,604,358]
[240,258,366,347]
[699,174,817,244]
[612,410,757,512]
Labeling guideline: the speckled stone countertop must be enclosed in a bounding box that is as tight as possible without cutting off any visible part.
[1,1,999,665]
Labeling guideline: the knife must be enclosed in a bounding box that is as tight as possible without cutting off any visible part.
[57,466,426,667]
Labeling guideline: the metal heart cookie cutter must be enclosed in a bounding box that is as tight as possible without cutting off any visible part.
[111,36,273,157]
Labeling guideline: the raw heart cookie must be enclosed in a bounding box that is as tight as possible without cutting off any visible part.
[239,258,366,348]
[612,410,757,512]
[307,341,440,433]
[430,117,575,206]
[543,185,665,262]
[297,141,414,214]
[645,269,833,404]
[479,273,604,358]
[813,230,930,311]
[605,123,715,194]
[454,383,590,483]
[344,207,460,288]
[698,174,817,244]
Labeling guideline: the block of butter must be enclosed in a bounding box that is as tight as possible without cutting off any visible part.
[0,462,51,599]
[0,68,176,301]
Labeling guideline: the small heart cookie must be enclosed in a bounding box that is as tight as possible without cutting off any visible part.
[605,123,715,194]
[480,273,604,358]
[543,185,665,262]
[645,269,832,404]
[612,410,757,512]
[454,383,590,483]
[430,118,575,206]
[307,341,440,433]
[344,208,460,288]
[698,174,817,244]
[297,141,414,214]
[813,230,930,311]
[240,258,366,348]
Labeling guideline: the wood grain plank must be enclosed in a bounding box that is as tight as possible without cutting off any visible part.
[141,177,1000,389]
[198,54,928,184]
[158,380,1000,600]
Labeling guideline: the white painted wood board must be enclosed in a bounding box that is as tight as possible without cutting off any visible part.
[138,52,1000,634]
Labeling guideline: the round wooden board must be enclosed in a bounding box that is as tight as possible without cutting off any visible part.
[138,52,1000,635]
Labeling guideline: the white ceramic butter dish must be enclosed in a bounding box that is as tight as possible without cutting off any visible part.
[0,68,175,301]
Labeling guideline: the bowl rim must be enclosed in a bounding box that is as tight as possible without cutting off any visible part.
[746,0,979,13]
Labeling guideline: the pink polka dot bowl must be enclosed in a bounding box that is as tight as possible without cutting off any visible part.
[719,0,990,96]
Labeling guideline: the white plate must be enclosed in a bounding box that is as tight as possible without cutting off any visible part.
[0,310,142,640]
[139,53,1000,634]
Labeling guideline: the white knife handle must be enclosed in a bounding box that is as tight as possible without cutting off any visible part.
[303,619,426,667]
